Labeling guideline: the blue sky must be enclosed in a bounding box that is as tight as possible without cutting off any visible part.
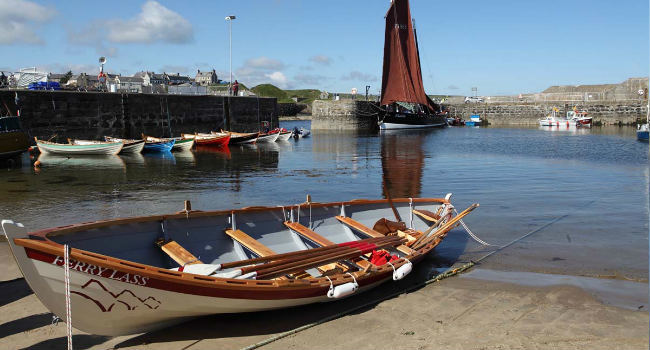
[0,0,647,96]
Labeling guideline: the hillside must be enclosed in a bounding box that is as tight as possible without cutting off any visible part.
[251,84,322,104]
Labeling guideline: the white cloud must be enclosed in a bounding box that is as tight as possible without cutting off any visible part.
[235,57,291,88]
[265,71,288,88]
[244,57,285,71]
[294,73,329,86]
[309,55,332,66]
[107,1,193,44]
[37,63,99,74]
[0,0,55,45]
[341,71,377,82]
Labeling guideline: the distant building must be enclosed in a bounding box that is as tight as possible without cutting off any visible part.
[47,73,67,83]
[165,72,191,85]
[74,73,99,89]
[114,76,143,93]
[195,69,218,86]
[133,71,166,86]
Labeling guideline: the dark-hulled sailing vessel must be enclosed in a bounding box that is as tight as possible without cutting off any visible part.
[378,0,446,130]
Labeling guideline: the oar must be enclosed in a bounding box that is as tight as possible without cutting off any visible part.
[217,236,396,271]
[412,203,479,250]
[383,180,402,223]
[254,238,407,280]
[216,237,401,278]
[242,237,403,276]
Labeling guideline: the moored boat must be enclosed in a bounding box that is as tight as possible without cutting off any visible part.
[2,195,477,336]
[36,138,123,155]
[103,137,146,154]
[181,133,230,147]
[464,115,483,127]
[292,127,311,139]
[143,135,194,152]
[0,116,30,159]
[267,128,292,141]
[377,0,447,130]
[638,123,649,141]
[142,138,175,153]
[256,132,280,143]
[218,130,258,144]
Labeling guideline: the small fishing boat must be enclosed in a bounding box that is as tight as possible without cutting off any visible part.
[181,133,230,147]
[0,116,30,159]
[142,138,175,153]
[102,137,146,154]
[464,115,483,127]
[143,135,194,152]
[292,127,311,139]
[218,130,258,144]
[269,128,293,141]
[35,138,123,156]
[637,124,649,141]
[256,132,280,143]
[567,110,592,128]
[2,195,477,336]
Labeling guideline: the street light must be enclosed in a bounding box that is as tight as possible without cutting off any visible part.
[225,15,236,96]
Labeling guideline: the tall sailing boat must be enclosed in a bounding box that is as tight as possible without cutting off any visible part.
[378,0,447,130]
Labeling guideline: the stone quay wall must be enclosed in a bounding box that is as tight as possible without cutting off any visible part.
[310,99,646,129]
[0,90,278,141]
[446,102,646,125]
[311,100,379,130]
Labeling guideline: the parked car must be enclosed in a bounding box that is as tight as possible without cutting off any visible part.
[464,96,484,103]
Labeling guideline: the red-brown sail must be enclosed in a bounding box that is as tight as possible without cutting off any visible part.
[380,0,435,111]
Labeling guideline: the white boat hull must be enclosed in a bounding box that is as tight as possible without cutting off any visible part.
[379,122,446,130]
[37,141,124,155]
[276,132,292,141]
[256,133,280,143]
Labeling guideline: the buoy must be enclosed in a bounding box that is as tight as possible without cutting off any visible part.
[327,281,358,298]
[393,261,413,280]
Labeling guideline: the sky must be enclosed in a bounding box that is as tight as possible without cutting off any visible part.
[0,0,648,96]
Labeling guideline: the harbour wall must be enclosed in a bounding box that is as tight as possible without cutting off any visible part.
[0,90,278,140]
[446,102,646,125]
[311,100,379,130]
[311,100,646,129]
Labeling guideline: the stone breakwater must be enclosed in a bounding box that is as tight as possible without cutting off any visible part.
[0,90,278,140]
[312,100,379,130]
[447,102,647,125]
[310,99,646,130]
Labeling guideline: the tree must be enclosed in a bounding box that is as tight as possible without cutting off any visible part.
[60,70,73,84]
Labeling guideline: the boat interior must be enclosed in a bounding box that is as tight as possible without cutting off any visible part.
[45,199,447,280]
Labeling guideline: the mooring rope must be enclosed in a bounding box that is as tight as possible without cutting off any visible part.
[453,208,492,246]
[63,244,73,350]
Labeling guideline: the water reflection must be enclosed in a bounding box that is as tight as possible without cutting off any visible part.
[380,130,427,198]
[537,126,591,134]
[36,153,126,170]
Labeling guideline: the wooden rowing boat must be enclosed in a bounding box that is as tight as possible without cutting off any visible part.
[256,132,280,143]
[1,195,476,336]
[142,135,194,152]
[217,130,258,144]
[181,133,230,147]
[35,138,123,156]
[102,137,146,154]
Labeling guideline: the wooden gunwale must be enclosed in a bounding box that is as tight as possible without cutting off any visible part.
[29,197,448,238]
[12,198,450,298]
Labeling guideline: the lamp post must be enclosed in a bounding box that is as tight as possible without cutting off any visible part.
[225,15,236,95]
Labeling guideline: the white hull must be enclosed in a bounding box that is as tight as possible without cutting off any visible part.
[256,133,280,143]
[276,132,292,141]
[173,139,195,151]
[37,140,124,155]
[379,122,446,130]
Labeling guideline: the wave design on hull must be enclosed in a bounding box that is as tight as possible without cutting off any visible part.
[71,279,161,312]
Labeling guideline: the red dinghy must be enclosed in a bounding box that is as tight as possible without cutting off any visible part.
[181,133,231,147]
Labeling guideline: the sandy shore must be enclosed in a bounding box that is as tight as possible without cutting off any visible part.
[1,242,647,350]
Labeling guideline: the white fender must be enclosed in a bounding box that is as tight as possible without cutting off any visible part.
[393,261,413,280]
[327,281,358,298]
[236,271,257,280]
[171,263,223,276]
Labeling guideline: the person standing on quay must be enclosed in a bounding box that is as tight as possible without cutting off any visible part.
[233,80,239,96]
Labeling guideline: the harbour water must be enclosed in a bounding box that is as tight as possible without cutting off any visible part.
[1,122,648,282]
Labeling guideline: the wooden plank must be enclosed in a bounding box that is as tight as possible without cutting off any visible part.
[157,240,203,266]
[224,229,276,257]
[284,221,335,246]
[335,216,385,238]
[335,216,415,255]
[413,209,440,223]
[284,221,373,271]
